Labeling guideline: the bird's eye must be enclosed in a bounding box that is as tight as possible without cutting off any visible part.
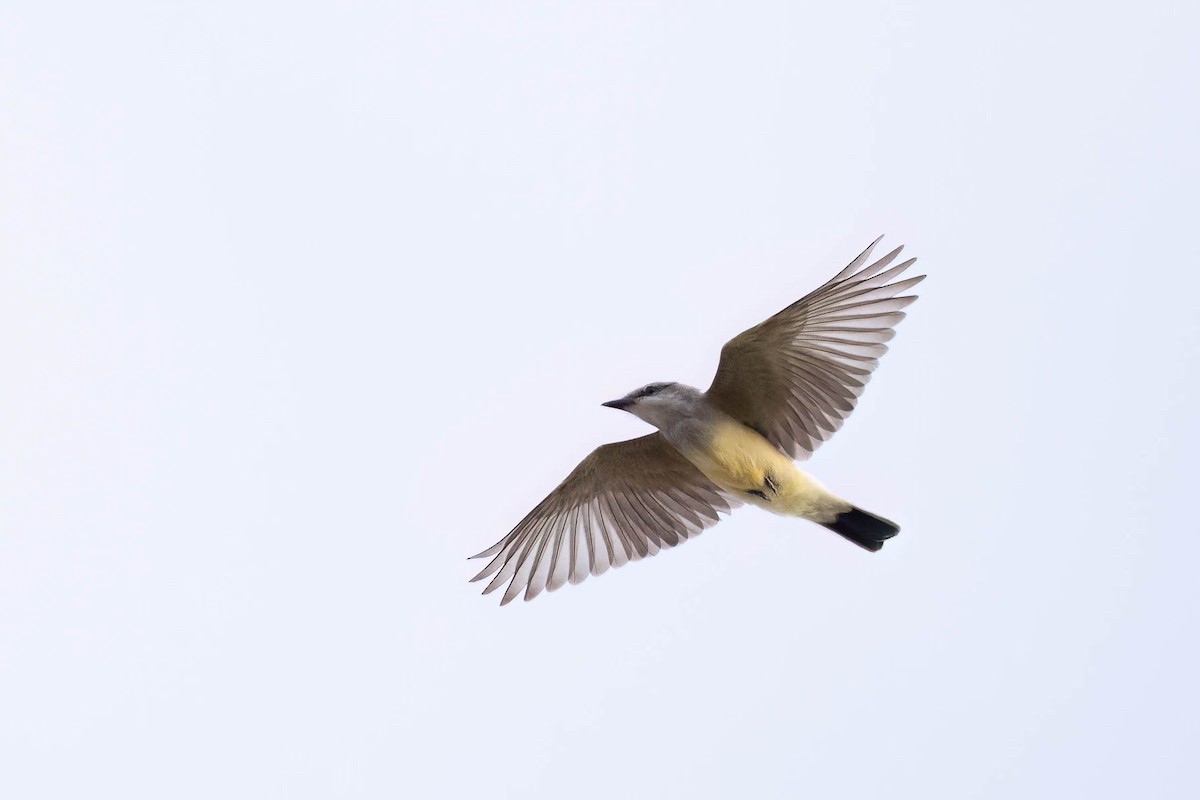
[643,386,658,396]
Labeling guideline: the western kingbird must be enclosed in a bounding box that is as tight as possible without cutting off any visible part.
[470,237,924,604]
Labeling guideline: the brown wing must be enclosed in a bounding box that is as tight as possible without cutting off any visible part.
[706,237,924,460]
[469,433,741,605]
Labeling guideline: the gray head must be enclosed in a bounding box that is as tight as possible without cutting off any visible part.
[602,382,705,430]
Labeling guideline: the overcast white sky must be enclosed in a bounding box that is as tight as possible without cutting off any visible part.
[3,2,1199,798]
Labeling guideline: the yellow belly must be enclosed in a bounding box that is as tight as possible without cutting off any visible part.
[681,418,845,522]
[686,419,794,492]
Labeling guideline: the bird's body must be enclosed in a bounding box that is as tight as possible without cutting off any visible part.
[470,237,924,604]
[651,388,846,522]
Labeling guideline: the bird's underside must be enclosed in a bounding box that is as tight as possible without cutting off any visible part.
[469,236,923,604]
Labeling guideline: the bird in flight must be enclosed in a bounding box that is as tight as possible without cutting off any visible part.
[470,237,924,604]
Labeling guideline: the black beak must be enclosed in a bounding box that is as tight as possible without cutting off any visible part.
[602,397,634,411]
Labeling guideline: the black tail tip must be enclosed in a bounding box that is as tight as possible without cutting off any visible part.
[821,507,900,552]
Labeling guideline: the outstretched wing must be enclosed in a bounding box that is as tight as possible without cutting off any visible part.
[469,433,741,605]
[706,237,924,460]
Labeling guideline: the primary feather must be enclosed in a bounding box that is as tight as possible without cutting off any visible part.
[468,434,740,605]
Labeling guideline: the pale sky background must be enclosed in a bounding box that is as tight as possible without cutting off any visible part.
[2,2,1199,798]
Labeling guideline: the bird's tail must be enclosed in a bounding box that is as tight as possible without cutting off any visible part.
[821,506,899,552]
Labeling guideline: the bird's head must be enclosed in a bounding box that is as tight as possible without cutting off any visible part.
[602,382,700,429]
